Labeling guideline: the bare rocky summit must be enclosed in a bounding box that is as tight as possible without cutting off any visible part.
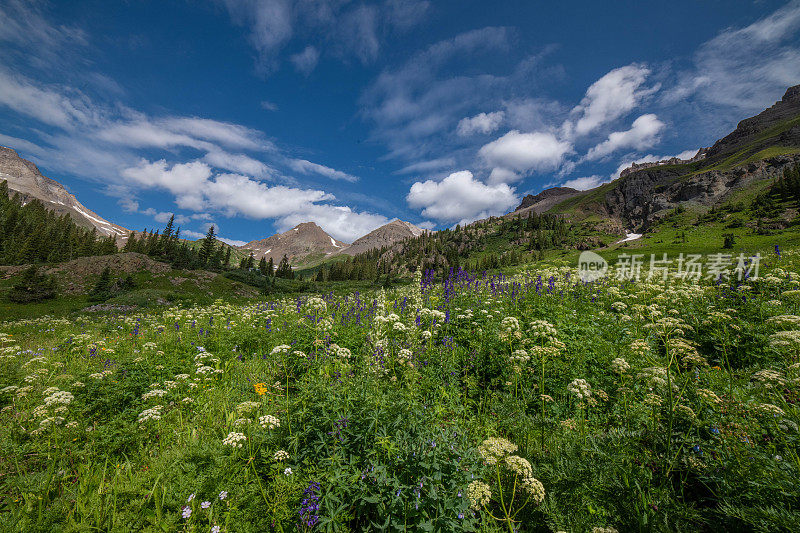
[512,187,580,215]
[238,222,348,264]
[0,146,130,238]
[338,219,426,256]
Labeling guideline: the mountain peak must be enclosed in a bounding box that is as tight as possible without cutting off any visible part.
[239,221,347,265]
[512,187,580,215]
[338,219,426,256]
[0,145,129,239]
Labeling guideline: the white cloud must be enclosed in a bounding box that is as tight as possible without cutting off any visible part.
[406,170,518,223]
[288,159,358,182]
[98,115,269,152]
[361,26,512,162]
[276,204,388,243]
[562,175,609,191]
[487,167,519,185]
[204,173,332,218]
[218,237,248,247]
[122,160,213,211]
[222,0,293,71]
[585,114,665,160]
[667,1,800,111]
[290,45,320,75]
[456,111,504,136]
[182,230,207,240]
[0,0,87,69]
[564,64,656,138]
[0,68,99,129]
[203,150,273,178]
[396,157,455,175]
[479,130,572,174]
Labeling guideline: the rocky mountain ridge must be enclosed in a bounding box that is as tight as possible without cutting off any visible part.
[526,84,800,231]
[337,219,426,257]
[237,222,348,264]
[0,146,129,239]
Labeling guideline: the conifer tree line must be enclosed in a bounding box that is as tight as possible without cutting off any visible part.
[0,180,117,265]
[121,218,234,270]
[773,162,800,203]
[310,211,575,281]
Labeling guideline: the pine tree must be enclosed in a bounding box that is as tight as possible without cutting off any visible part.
[89,266,114,302]
[198,225,217,266]
[275,254,294,279]
[8,266,56,303]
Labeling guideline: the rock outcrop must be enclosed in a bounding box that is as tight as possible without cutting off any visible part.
[338,220,426,256]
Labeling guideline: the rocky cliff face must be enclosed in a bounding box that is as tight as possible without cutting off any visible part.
[238,222,347,264]
[0,146,129,238]
[605,155,800,229]
[338,219,426,256]
[704,84,800,163]
[594,84,800,229]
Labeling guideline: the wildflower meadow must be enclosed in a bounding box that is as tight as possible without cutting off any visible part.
[1,252,799,532]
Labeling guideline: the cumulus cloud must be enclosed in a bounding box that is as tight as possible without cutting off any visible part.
[487,167,519,185]
[456,111,504,136]
[479,130,572,174]
[290,45,320,75]
[122,159,213,211]
[288,159,359,182]
[276,203,388,242]
[585,114,665,160]
[406,170,518,223]
[561,175,609,191]
[564,64,657,138]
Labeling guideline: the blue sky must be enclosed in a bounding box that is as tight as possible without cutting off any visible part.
[0,0,798,244]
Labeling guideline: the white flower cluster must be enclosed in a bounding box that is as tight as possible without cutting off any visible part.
[510,349,530,364]
[467,480,491,510]
[477,437,518,465]
[610,357,630,374]
[529,320,557,342]
[305,296,327,314]
[138,406,163,424]
[273,449,290,461]
[259,414,280,430]
[44,390,74,407]
[142,389,167,400]
[222,431,247,448]
[567,378,592,400]
[271,345,291,356]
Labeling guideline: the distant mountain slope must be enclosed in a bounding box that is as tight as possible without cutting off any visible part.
[338,219,426,256]
[0,146,129,238]
[238,222,347,264]
[511,187,580,216]
[546,84,800,230]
